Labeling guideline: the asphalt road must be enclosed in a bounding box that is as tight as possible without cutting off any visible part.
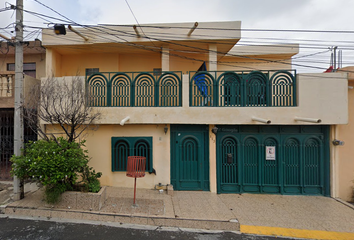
[0,217,301,240]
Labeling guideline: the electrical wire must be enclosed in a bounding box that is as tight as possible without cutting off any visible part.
[5,5,354,75]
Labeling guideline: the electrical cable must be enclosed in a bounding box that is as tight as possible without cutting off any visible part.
[6,5,354,75]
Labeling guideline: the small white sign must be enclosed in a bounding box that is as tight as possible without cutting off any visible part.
[266,146,276,160]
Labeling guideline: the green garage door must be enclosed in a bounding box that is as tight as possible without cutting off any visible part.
[216,125,330,196]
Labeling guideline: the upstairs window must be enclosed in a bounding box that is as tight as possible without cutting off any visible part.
[85,68,99,76]
[7,63,36,78]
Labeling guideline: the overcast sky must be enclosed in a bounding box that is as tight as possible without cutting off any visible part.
[1,0,354,72]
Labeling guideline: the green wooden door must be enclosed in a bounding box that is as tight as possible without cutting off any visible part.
[171,125,209,191]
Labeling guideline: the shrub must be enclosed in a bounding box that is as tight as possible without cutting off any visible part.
[80,166,102,193]
[11,138,102,203]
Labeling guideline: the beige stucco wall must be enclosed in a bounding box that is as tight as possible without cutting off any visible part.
[93,73,347,125]
[336,76,354,201]
[44,123,219,191]
[119,53,160,72]
[46,51,162,77]
[83,124,171,189]
[24,75,40,101]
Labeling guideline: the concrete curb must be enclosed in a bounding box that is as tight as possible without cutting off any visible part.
[334,198,354,211]
[0,214,240,235]
[3,205,240,231]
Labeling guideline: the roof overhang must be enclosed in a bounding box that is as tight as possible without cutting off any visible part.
[42,21,241,56]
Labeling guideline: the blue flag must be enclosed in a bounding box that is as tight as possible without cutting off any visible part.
[194,62,208,97]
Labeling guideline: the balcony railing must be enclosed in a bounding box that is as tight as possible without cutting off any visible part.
[86,70,296,107]
[0,74,13,97]
[189,70,296,107]
[87,72,182,107]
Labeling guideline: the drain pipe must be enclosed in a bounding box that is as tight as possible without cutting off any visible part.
[252,117,271,124]
[120,116,130,126]
[294,117,321,123]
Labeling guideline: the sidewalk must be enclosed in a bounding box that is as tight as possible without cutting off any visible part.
[2,186,354,240]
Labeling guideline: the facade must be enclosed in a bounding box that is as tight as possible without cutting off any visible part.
[0,40,45,180]
[335,66,354,201]
[41,21,351,199]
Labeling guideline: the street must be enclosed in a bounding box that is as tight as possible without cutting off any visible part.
[0,217,302,240]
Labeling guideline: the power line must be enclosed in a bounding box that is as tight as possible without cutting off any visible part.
[10,7,354,74]
[33,0,75,24]
[99,23,354,34]
[124,0,156,48]
[17,9,354,50]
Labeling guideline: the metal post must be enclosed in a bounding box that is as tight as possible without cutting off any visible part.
[13,0,24,200]
[333,46,337,72]
[133,177,137,205]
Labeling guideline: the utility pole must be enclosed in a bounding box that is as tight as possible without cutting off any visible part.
[13,0,24,200]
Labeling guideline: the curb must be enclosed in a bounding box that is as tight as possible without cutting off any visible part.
[3,205,240,232]
[334,198,354,211]
[240,225,354,240]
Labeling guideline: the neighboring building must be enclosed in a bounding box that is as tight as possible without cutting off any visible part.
[0,40,45,180]
[41,21,350,200]
[336,66,354,202]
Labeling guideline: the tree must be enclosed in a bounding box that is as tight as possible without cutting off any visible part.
[24,76,101,144]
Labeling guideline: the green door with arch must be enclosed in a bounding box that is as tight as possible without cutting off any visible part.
[170,125,210,191]
[216,125,329,196]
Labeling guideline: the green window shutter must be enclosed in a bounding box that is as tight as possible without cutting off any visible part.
[111,137,153,172]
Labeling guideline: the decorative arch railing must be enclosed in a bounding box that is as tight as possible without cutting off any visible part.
[87,71,182,107]
[190,70,296,107]
[87,70,295,107]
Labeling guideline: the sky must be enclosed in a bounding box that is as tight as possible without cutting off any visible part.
[1,0,354,73]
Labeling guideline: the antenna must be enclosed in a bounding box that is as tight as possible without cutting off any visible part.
[338,50,342,69]
[333,46,337,71]
[330,51,333,67]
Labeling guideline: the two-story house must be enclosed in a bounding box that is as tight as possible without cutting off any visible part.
[40,21,350,200]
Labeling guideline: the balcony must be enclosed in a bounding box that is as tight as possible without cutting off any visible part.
[87,70,296,108]
[84,71,347,125]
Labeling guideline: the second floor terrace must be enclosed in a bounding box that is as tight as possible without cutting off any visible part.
[81,69,348,125]
[87,69,296,108]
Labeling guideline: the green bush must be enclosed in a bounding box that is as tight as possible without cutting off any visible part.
[80,166,102,193]
[11,138,102,203]
[44,183,67,204]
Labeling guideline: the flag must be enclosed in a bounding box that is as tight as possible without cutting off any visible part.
[194,62,208,97]
[324,66,333,73]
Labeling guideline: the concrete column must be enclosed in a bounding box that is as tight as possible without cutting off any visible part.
[209,125,217,193]
[162,46,169,71]
[45,48,53,78]
[209,44,217,71]
[330,125,339,198]
[182,74,189,108]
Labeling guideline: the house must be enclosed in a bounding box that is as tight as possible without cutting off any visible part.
[0,40,45,180]
[40,21,351,200]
